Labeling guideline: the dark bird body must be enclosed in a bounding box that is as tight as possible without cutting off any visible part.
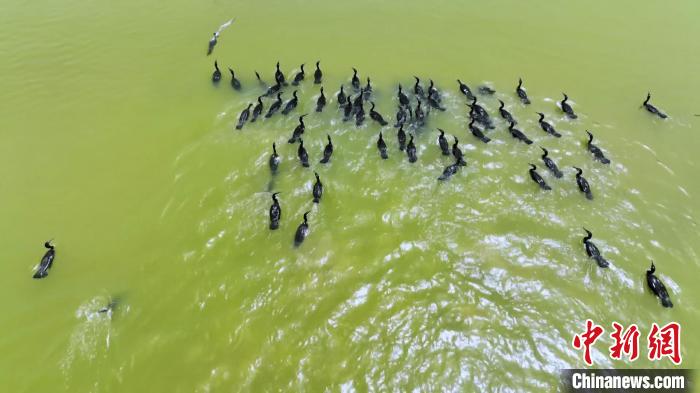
[281,91,299,115]
[288,115,308,144]
[297,139,310,167]
[452,137,467,166]
[32,241,55,279]
[236,103,252,130]
[343,99,353,121]
[582,228,610,268]
[438,160,461,181]
[537,113,562,138]
[265,93,283,118]
[528,164,551,190]
[377,132,388,159]
[508,122,533,145]
[212,61,221,83]
[228,68,241,90]
[316,87,326,112]
[397,125,407,151]
[413,76,425,98]
[314,61,322,84]
[207,33,218,56]
[398,85,410,107]
[540,147,563,178]
[414,100,425,127]
[275,62,286,86]
[498,100,516,124]
[319,135,333,164]
[395,105,407,128]
[574,167,593,200]
[469,119,491,143]
[351,68,360,90]
[643,93,667,119]
[437,128,450,155]
[269,193,281,230]
[647,261,673,307]
[251,96,264,122]
[457,79,475,100]
[269,143,280,173]
[406,135,417,163]
[479,85,496,95]
[312,172,323,203]
[337,85,347,106]
[292,64,305,86]
[369,102,388,126]
[294,212,310,247]
[586,131,610,164]
[560,93,577,119]
[516,78,530,104]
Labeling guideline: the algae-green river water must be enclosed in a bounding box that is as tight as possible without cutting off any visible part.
[1,0,700,391]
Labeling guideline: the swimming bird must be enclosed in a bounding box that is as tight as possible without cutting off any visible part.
[275,61,286,86]
[265,80,282,97]
[516,78,530,104]
[351,68,360,90]
[437,128,450,155]
[269,192,281,230]
[212,61,221,83]
[406,134,417,163]
[398,85,410,107]
[281,91,299,115]
[288,114,308,144]
[428,79,441,102]
[377,132,388,159]
[353,89,364,111]
[343,98,353,121]
[313,172,323,203]
[316,87,326,112]
[468,97,493,129]
[498,100,516,124]
[355,97,366,126]
[528,164,551,190]
[395,105,407,128]
[582,228,610,268]
[573,167,593,200]
[337,85,347,106]
[413,76,425,98]
[364,78,372,100]
[508,121,533,144]
[235,103,252,130]
[479,85,496,95]
[207,32,218,56]
[647,261,673,308]
[427,95,446,111]
[319,135,333,164]
[32,240,55,279]
[255,71,266,87]
[457,79,475,100]
[370,102,388,126]
[537,113,562,137]
[642,93,667,119]
[292,64,305,86]
[269,143,280,173]
[585,130,610,164]
[468,118,491,143]
[251,96,264,122]
[314,61,322,84]
[294,211,311,246]
[265,92,283,118]
[452,137,467,166]
[397,125,407,151]
[414,100,425,127]
[540,147,563,178]
[560,93,577,119]
[438,159,461,181]
[228,68,241,90]
[297,139,310,167]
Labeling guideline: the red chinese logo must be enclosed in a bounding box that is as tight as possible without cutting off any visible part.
[648,322,682,365]
[572,319,604,366]
[609,322,640,361]
[572,321,681,366]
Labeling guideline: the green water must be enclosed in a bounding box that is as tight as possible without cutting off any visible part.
[2,0,699,391]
